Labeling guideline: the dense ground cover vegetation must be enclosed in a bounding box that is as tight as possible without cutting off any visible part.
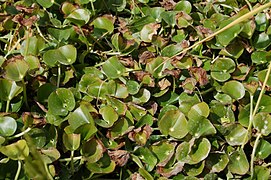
[1,0,271,179]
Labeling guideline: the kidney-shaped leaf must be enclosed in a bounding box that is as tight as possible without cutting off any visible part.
[0,140,29,160]
[222,80,245,100]
[96,105,118,128]
[58,45,77,65]
[0,116,17,137]
[151,141,176,166]
[92,17,114,34]
[158,109,188,139]
[134,147,157,171]
[211,58,235,82]
[48,88,75,116]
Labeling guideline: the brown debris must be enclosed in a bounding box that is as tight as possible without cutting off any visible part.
[108,150,130,167]
[160,0,177,10]
[189,67,209,86]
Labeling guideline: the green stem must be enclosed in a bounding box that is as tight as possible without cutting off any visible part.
[5,100,10,113]
[59,156,83,162]
[242,62,271,149]
[21,78,30,110]
[44,163,54,180]
[8,127,32,140]
[250,133,261,178]
[57,65,61,88]
[14,160,21,180]
[90,0,95,15]
[24,28,30,56]
[70,150,75,173]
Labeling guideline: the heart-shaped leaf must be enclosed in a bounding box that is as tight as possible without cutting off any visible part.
[0,116,17,136]
[48,88,75,116]
[158,109,188,139]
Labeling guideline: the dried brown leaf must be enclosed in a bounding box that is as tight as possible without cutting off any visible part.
[108,150,130,167]
[189,67,209,86]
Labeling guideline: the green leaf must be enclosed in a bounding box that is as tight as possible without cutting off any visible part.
[206,153,229,173]
[134,147,157,171]
[188,117,216,138]
[161,44,183,57]
[228,149,249,175]
[216,21,242,46]
[146,57,170,78]
[225,124,248,146]
[36,0,53,8]
[222,80,245,100]
[254,166,270,180]
[151,141,176,166]
[132,88,151,104]
[188,102,209,120]
[102,56,126,79]
[58,45,77,65]
[81,138,104,163]
[96,105,118,128]
[68,105,96,132]
[158,109,188,139]
[63,133,80,151]
[0,116,17,136]
[92,17,114,34]
[184,161,205,177]
[256,139,271,159]
[48,88,75,116]
[251,51,271,64]
[211,58,235,82]
[66,9,91,26]
[189,138,211,164]
[175,1,192,13]
[86,153,116,174]
[3,58,29,81]
[253,112,271,136]
[253,32,271,50]
[0,79,23,101]
[0,140,29,160]
[127,80,140,95]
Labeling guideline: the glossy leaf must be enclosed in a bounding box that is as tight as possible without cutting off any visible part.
[228,149,249,175]
[0,79,23,101]
[3,59,29,81]
[0,140,29,160]
[222,80,245,100]
[0,116,17,136]
[102,56,126,79]
[158,109,188,139]
[253,112,271,136]
[63,133,80,151]
[48,88,75,116]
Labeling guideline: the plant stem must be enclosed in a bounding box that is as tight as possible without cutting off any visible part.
[241,62,271,149]
[173,2,271,58]
[59,156,83,162]
[21,78,30,110]
[70,150,75,173]
[8,127,32,140]
[250,133,261,178]
[24,28,30,56]
[57,65,61,88]
[14,160,21,180]
[5,100,10,113]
